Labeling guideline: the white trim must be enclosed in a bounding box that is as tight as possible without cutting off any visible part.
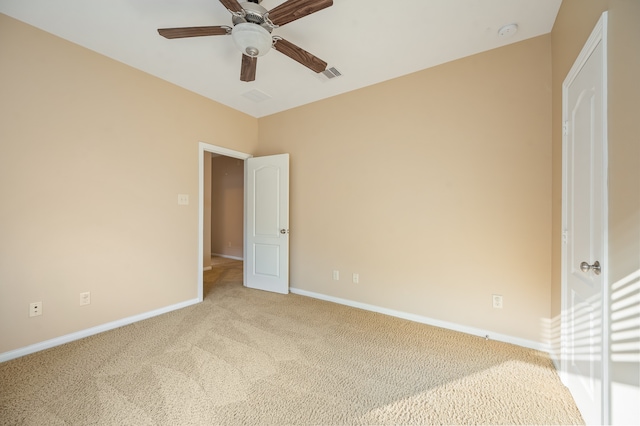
[211,253,244,261]
[290,287,548,352]
[563,14,607,86]
[600,14,610,424]
[561,11,609,425]
[0,298,199,363]
[198,142,251,301]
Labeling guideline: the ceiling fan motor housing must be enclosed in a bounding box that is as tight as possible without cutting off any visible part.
[233,1,273,32]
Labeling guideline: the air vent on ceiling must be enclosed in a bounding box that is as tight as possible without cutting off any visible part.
[316,67,342,82]
[321,67,342,80]
[242,88,272,103]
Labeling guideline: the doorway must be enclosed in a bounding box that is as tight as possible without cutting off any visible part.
[209,154,245,262]
[198,144,291,299]
[198,142,251,301]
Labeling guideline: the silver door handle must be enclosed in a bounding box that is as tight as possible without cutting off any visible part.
[280,229,289,234]
[580,260,601,275]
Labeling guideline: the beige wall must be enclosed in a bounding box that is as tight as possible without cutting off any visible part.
[210,155,244,259]
[552,1,640,423]
[607,3,640,283]
[0,14,258,353]
[258,35,552,343]
[607,3,640,421]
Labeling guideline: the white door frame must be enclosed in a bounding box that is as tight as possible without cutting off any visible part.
[561,11,609,424]
[198,142,252,301]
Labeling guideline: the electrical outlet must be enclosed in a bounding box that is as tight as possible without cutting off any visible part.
[29,302,42,317]
[352,273,359,283]
[80,292,91,306]
[332,270,339,281]
[492,294,503,309]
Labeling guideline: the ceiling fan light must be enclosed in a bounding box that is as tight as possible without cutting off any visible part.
[231,23,272,57]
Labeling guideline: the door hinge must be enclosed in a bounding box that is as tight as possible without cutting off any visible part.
[563,121,569,136]
[562,230,568,244]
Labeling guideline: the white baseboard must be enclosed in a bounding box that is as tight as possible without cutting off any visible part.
[211,253,244,261]
[290,287,548,353]
[2,289,550,363]
[0,298,200,363]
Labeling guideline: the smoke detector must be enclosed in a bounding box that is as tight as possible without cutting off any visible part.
[498,23,518,38]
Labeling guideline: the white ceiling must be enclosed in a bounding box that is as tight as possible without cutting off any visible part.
[0,0,562,118]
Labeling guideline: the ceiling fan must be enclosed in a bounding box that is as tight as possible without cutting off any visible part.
[158,0,333,82]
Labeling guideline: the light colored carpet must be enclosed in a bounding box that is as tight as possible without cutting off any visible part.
[0,259,583,425]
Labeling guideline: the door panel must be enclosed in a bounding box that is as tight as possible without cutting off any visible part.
[245,154,289,294]
[255,166,280,236]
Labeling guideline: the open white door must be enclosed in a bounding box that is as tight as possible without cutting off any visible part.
[561,12,608,425]
[245,154,289,294]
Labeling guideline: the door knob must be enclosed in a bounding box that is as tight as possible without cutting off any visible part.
[580,260,601,275]
[280,229,289,234]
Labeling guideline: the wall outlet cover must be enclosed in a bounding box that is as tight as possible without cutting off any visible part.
[80,292,91,306]
[492,294,503,309]
[29,302,42,317]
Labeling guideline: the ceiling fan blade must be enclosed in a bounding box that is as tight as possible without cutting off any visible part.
[240,55,257,82]
[267,0,333,27]
[273,38,327,73]
[158,26,230,39]
[219,0,245,14]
